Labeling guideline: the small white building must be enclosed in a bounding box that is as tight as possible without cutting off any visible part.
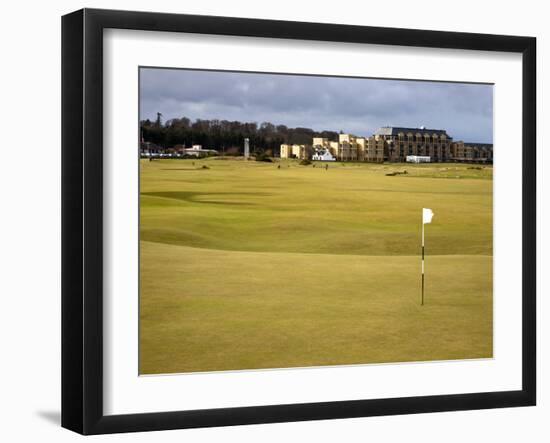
[406,155,431,163]
[181,145,218,157]
[312,148,336,162]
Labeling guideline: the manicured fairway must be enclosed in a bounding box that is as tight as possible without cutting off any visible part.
[140,158,493,374]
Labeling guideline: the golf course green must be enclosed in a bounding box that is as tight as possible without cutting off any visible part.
[139,158,493,374]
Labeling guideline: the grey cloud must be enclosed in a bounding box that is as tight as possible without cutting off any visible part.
[140,68,493,143]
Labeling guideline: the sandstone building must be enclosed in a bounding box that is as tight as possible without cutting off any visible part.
[281,126,493,163]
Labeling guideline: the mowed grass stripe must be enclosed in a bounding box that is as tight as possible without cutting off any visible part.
[140,241,492,374]
[140,159,492,256]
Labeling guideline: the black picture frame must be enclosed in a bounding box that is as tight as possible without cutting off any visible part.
[61,8,536,435]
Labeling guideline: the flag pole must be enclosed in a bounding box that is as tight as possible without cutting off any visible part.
[421,215,425,306]
[421,208,433,305]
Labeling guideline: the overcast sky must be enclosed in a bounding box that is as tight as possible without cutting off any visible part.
[140,68,493,143]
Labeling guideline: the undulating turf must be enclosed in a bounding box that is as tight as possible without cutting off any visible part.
[139,158,493,374]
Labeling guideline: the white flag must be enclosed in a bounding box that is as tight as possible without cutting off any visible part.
[423,208,434,224]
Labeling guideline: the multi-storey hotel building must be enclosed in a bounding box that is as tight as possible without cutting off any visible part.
[450,141,494,163]
[280,143,312,160]
[374,126,452,163]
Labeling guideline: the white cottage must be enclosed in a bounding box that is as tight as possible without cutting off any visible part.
[312,148,336,162]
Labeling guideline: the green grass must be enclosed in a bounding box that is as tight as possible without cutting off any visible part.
[140,158,493,374]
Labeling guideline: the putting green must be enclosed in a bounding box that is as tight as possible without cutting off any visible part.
[139,158,493,374]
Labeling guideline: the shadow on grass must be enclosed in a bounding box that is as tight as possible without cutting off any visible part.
[160,168,205,171]
[142,191,272,206]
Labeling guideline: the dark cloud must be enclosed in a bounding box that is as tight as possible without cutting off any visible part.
[140,68,493,143]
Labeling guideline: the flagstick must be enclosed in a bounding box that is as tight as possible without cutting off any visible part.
[421,217,425,306]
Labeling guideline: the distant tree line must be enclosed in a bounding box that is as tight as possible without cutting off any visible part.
[140,115,339,155]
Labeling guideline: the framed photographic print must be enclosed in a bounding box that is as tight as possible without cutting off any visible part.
[61,8,536,435]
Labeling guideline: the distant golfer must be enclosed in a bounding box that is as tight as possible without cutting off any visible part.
[325,164,328,170]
